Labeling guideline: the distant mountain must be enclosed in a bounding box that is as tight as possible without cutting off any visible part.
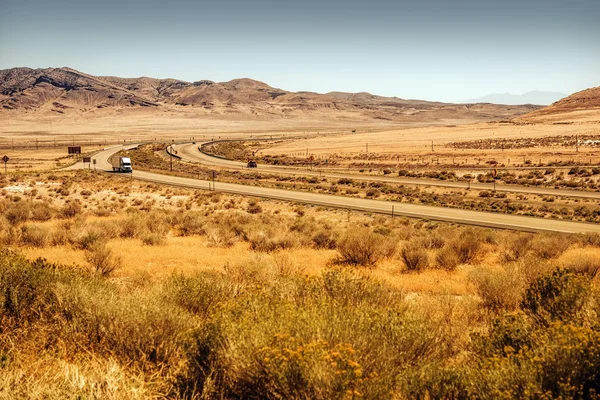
[525,86,600,117]
[464,91,567,106]
[0,67,541,122]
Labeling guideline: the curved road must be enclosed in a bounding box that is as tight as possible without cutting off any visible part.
[68,144,600,234]
[172,142,600,200]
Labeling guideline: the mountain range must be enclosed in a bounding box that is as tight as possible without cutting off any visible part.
[0,67,550,122]
[464,91,567,106]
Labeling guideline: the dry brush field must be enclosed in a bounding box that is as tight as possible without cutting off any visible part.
[0,109,600,398]
[1,169,600,398]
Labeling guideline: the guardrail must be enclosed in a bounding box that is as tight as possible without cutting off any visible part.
[165,144,183,160]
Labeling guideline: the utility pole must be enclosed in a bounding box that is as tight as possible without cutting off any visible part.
[366,143,368,153]
[431,141,434,152]
[576,135,579,152]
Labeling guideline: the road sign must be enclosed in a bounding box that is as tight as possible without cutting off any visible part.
[68,146,81,154]
[83,157,91,163]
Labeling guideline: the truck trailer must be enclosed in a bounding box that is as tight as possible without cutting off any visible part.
[109,156,132,172]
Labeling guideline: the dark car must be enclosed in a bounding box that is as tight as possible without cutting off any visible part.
[247,161,257,168]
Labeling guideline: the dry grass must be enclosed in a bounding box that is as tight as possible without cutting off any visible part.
[1,170,600,398]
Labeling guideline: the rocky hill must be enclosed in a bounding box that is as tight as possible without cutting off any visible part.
[0,67,541,122]
[527,86,600,116]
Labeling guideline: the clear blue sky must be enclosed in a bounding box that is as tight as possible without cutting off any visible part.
[1,0,598,102]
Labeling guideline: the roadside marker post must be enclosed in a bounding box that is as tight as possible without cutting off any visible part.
[2,155,8,174]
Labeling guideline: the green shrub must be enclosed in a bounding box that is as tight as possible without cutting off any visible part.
[181,270,446,399]
[521,268,591,326]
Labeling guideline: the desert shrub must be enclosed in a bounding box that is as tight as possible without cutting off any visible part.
[501,233,533,262]
[365,188,380,197]
[165,272,235,318]
[0,251,69,325]
[418,233,445,249]
[435,246,462,271]
[474,312,534,357]
[272,252,306,277]
[560,250,600,278]
[5,202,30,225]
[311,230,337,249]
[181,270,448,398]
[120,213,148,238]
[529,233,571,259]
[521,268,591,326]
[19,224,50,247]
[532,323,600,398]
[60,200,82,218]
[70,224,105,250]
[248,230,300,252]
[337,227,397,266]
[55,281,192,380]
[448,230,483,264]
[141,232,165,246]
[471,319,600,399]
[400,241,429,271]
[221,254,277,286]
[30,202,54,221]
[247,199,263,214]
[50,221,71,246]
[470,266,525,311]
[178,212,206,236]
[577,232,600,247]
[206,225,238,247]
[85,241,121,277]
[518,254,554,285]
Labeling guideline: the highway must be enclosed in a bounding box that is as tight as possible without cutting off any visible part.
[172,142,600,200]
[74,144,600,234]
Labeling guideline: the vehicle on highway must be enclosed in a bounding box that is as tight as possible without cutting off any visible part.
[109,156,133,172]
[247,161,257,168]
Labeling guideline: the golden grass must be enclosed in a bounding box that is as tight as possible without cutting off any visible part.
[22,237,338,278]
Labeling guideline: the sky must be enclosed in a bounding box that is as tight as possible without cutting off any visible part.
[0,0,598,102]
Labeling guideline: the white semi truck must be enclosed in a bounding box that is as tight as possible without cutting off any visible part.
[109,156,132,172]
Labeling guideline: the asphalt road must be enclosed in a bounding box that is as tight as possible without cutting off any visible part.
[172,142,600,200]
[70,144,600,234]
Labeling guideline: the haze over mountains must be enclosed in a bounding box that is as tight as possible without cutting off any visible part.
[464,91,567,106]
[0,67,544,123]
